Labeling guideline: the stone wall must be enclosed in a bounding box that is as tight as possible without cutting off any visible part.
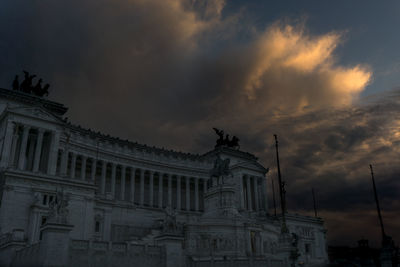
[189,257,285,267]
[69,240,165,267]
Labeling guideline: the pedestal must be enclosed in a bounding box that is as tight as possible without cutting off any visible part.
[40,223,73,267]
[155,234,184,267]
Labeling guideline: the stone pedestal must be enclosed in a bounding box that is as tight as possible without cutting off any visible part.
[0,229,26,267]
[40,222,73,267]
[155,234,184,267]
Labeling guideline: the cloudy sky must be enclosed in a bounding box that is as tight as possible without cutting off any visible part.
[1,0,399,246]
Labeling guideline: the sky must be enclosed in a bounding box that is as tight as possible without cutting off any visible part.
[1,0,399,247]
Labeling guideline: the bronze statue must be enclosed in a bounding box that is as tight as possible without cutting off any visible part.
[212,128,240,149]
[11,71,50,97]
[210,154,231,178]
[12,75,19,90]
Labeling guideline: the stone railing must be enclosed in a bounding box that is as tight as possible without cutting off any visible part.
[12,243,41,266]
[69,240,165,267]
[0,229,25,248]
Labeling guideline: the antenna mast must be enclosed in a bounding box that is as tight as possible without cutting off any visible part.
[312,188,317,217]
[369,164,386,240]
[274,134,288,233]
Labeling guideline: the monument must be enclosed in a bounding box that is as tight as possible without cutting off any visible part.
[0,82,328,266]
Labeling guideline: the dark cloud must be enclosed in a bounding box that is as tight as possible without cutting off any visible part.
[1,0,398,246]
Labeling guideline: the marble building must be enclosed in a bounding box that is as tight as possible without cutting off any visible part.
[0,87,329,266]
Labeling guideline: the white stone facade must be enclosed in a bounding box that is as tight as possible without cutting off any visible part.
[0,88,329,266]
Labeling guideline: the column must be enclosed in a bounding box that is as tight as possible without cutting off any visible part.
[195,178,199,211]
[149,171,154,207]
[111,163,116,199]
[262,176,269,212]
[80,156,87,180]
[130,167,136,203]
[253,176,259,211]
[69,152,77,179]
[101,161,107,195]
[176,176,181,210]
[18,125,30,170]
[120,165,126,200]
[167,174,172,207]
[90,159,97,181]
[239,174,245,209]
[33,129,45,172]
[246,175,252,210]
[186,177,190,211]
[0,121,16,168]
[203,178,207,211]
[47,131,60,175]
[9,124,19,167]
[60,149,68,176]
[139,169,144,206]
[158,173,163,208]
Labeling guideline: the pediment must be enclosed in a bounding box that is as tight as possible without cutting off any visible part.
[230,160,269,174]
[7,106,64,124]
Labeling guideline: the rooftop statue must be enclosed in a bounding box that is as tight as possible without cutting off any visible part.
[212,128,240,149]
[12,71,49,97]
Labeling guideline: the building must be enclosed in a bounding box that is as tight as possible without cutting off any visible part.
[0,87,328,266]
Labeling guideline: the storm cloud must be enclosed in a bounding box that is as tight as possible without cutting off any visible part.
[1,0,398,246]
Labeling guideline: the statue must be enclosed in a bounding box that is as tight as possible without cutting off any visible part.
[12,75,19,91]
[210,154,231,178]
[212,128,240,149]
[213,128,225,147]
[161,206,181,234]
[11,71,50,97]
[48,189,70,224]
[20,71,36,93]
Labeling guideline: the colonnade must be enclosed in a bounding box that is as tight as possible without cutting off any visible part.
[57,149,208,212]
[239,175,267,212]
[1,122,268,214]
[1,122,60,174]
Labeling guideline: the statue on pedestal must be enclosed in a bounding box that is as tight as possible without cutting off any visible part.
[48,190,69,224]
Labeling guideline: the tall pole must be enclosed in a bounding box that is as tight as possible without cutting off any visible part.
[271,177,277,216]
[369,164,386,240]
[312,188,317,217]
[274,134,288,233]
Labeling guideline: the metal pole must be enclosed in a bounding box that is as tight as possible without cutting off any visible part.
[274,134,288,233]
[369,164,386,240]
[312,188,317,217]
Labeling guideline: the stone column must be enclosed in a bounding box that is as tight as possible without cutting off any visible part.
[149,171,154,207]
[239,174,245,209]
[262,176,269,212]
[17,125,30,170]
[70,152,77,179]
[9,124,19,168]
[176,176,181,210]
[27,136,35,170]
[130,168,136,203]
[90,159,97,181]
[202,178,207,210]
[111,163,116,199]
[120,165,126,200]
[139,169,144,206]
[253,176,259,211]
[246,175,252,210]
[158,173,163,208]
[80,155,87,180]
[195,178,199,211]
[101,161,107,195]
[167,174,172,207]
[60,149,69,176]
[47,131,60,175]
[33,128,44,172]
[0,121,16,168]
[186,177,190,211]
